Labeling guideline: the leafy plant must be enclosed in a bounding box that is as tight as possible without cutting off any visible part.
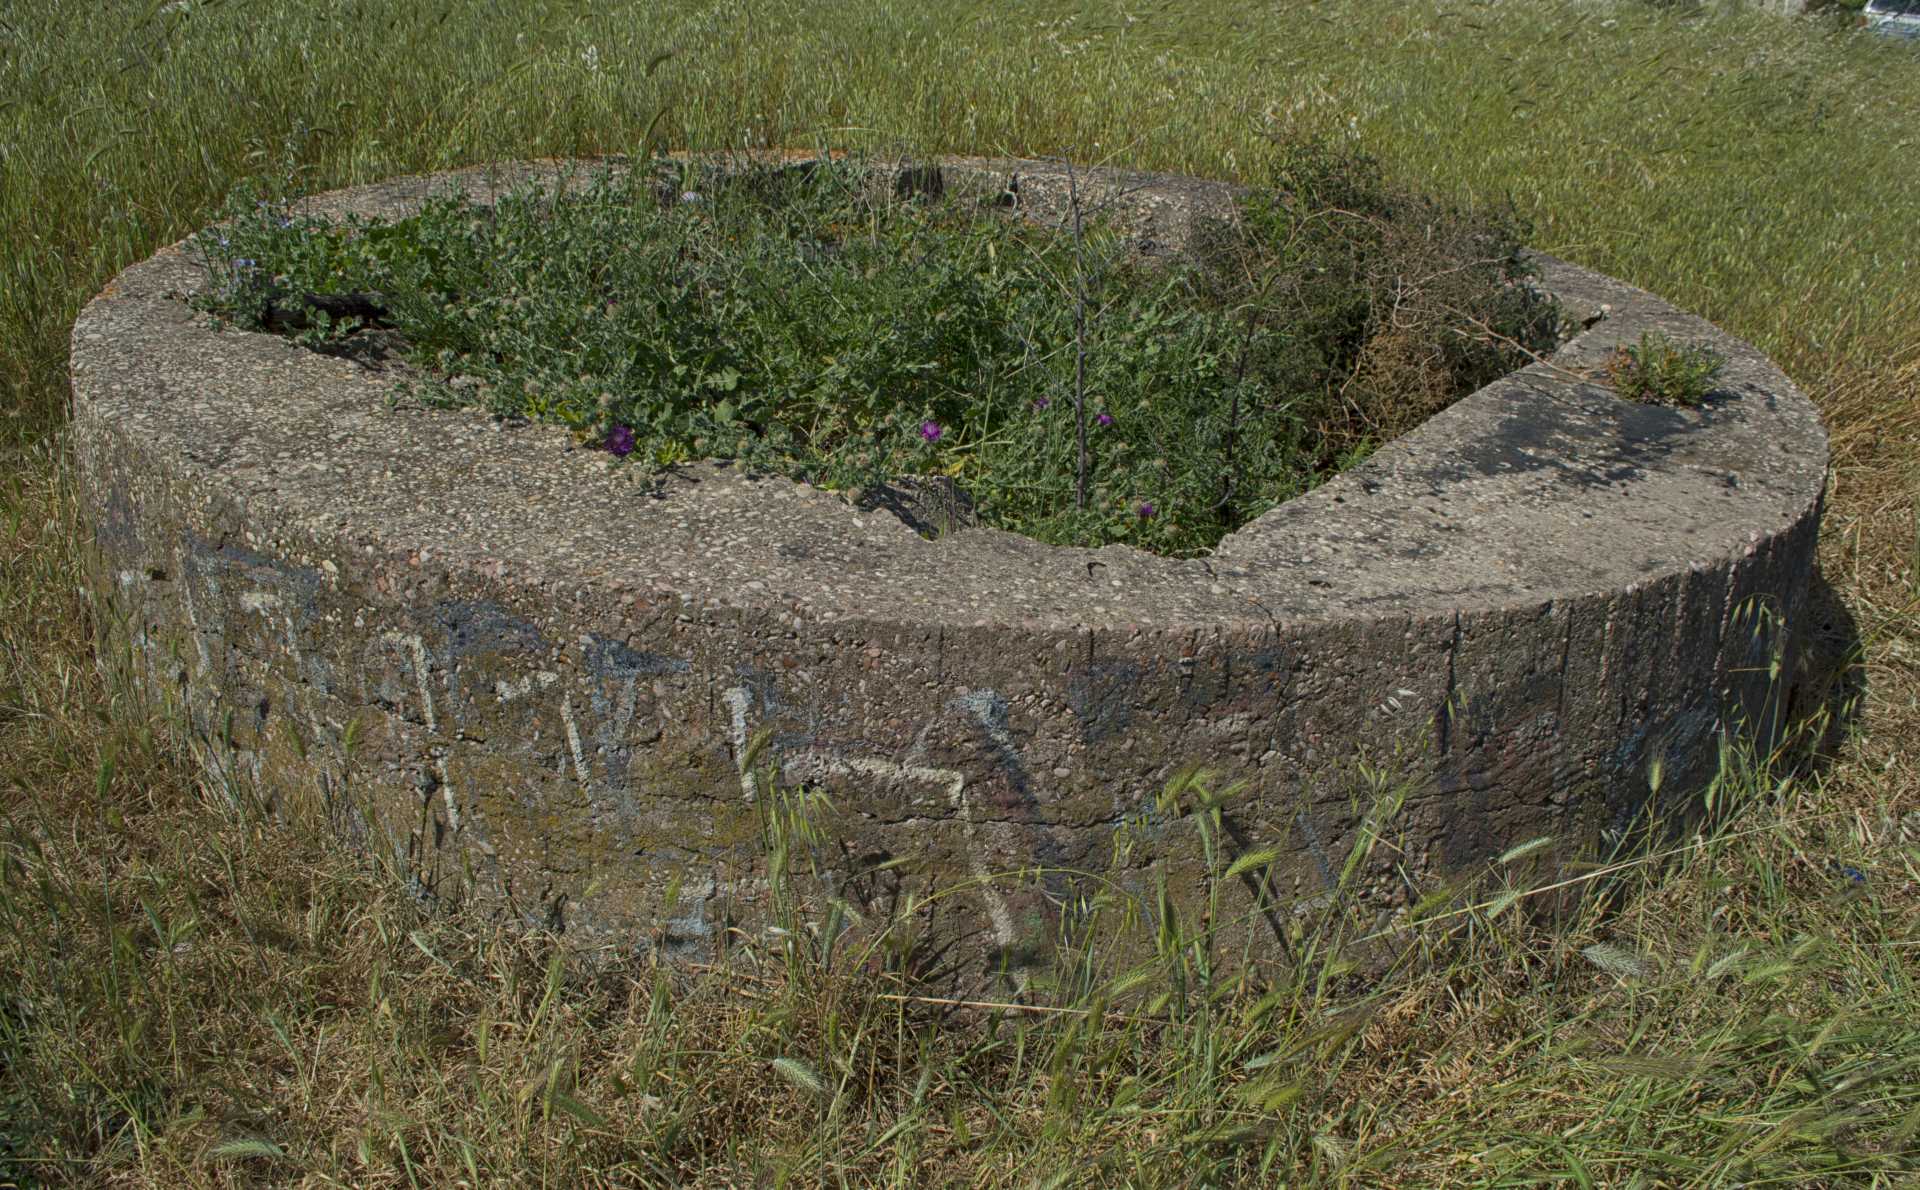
[1605,330,1726,407]
[191,146,1552,556]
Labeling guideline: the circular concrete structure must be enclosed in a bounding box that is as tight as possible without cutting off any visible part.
[71,156,1826,981]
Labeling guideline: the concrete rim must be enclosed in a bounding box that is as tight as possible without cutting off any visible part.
[69,154,1829,976]
[75,155,1825,635]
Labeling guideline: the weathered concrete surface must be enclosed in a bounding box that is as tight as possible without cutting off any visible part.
[70,156,1826,984]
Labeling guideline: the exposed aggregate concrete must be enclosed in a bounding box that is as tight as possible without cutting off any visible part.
[71,156,1826,983]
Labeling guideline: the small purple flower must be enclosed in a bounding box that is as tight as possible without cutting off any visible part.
[920,420,943,443]
[1137,501,1155,519]
[233,258,257,271]
[605,424,636,457]
[1032,397,1050,411]
[1096,412,1114,427]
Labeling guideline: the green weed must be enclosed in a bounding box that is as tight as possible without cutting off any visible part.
[1606,329,1727,407]
[188,144,1546,555]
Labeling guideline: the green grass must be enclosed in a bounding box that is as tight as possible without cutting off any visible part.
[4,0,1919,1184]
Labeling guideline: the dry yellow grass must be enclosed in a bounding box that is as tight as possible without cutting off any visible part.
[3,0,1916,1185]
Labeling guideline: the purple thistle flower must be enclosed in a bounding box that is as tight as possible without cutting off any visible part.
[1096,412,1114,427]
[605,424,636,457]
[1032,397,1050,411]
[920,420,943,443]
[1137,501,1155,519]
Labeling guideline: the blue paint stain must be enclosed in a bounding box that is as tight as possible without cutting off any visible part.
[584,634,690,679]
[1068,660,1143,744]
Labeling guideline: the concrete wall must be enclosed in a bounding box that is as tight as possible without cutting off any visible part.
[70,157,1827,987]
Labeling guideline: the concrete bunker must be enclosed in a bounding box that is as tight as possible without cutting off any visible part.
[71,155,1827,982]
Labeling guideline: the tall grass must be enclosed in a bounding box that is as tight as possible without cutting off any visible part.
[4,0,1918,1183]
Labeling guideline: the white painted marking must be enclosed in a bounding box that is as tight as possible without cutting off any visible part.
[666,878,717,940]
[239,589,305,674]
[437,756,460,832]
[1674,573,1690,657]
[790,753,962,800]
[726,688,1023,969]
[1599,605,1616,688]
[560,695,589,783]
[380,632,435,732]
[1198,710,1256,737]
[724,686,757,802]
[495,671,558,703]
[176,547,211,676]
[947,692,1031,967]
[787,750,1018,956]
[956,689,1017,753]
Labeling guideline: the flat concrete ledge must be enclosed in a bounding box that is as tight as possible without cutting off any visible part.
[71,156,1826,981]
